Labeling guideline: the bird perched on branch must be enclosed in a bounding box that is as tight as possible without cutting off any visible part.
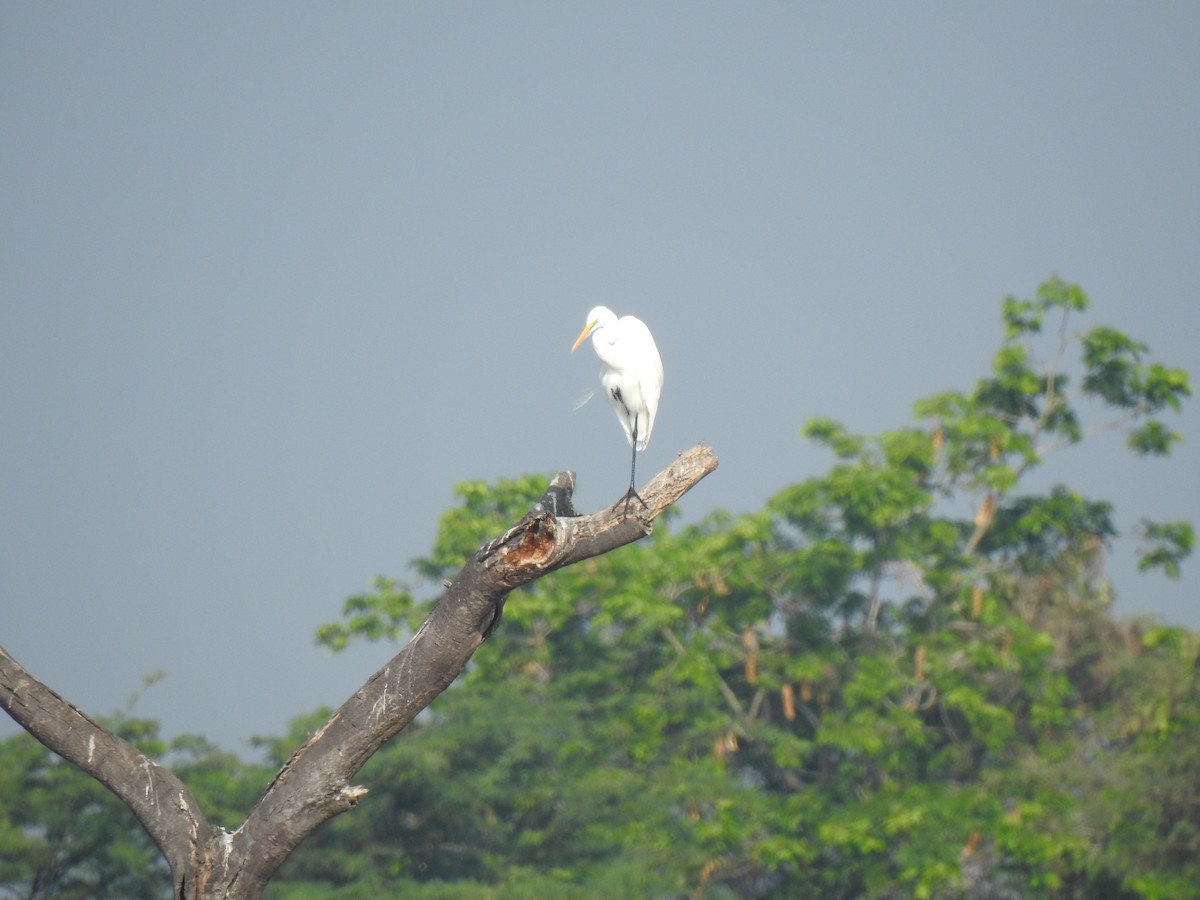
[572,306,664,514]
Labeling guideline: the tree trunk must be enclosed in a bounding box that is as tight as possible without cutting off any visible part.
[0,444,718,898]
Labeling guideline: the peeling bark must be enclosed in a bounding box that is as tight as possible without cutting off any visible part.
[0,443,718,898]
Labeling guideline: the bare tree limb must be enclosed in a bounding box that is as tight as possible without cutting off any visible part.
[0,443,718,899]
[0,646,216,890]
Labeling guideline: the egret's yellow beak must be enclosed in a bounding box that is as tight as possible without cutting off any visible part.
[571,320,598,353]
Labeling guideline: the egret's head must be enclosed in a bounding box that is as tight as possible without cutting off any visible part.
[571,306,616,352]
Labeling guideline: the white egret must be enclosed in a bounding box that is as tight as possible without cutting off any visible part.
[571,306,664,513]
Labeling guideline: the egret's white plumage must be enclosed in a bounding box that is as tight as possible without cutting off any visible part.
[572,306,663,505]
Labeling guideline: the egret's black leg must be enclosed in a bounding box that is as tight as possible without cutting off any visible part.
[622,415,650,519]
[628,430,638,493]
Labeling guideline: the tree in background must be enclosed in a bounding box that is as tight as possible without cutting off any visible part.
[273,278,1193,898]
[2,278,1192,899]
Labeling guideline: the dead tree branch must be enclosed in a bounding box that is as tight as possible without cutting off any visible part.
[0,442,718,899]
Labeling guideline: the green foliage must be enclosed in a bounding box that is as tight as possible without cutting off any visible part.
[272,278,1193,898]
[1138,520,1194,579]
[316,577,420,651]
[0,723,168,898]
[3,279,1194,898]
[1080,322,1190,455]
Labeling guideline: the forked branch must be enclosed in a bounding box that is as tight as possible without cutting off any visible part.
[0,443,718,899]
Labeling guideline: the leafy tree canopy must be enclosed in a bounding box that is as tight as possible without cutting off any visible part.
[2,278,1193,899]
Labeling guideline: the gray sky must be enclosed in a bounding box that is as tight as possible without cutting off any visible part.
[3,4,1197,753]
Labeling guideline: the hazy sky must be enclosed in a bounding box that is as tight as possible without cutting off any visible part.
[3,4,1197,753]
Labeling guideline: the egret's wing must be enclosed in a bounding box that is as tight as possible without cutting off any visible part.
[619,317,663,449]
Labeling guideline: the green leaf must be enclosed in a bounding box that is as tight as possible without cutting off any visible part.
[803,417,865,458]
[1002,295,1044,338]
[1035,275,1090,313]
[1137,520,1194,579]
[1127,419,1180,455]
